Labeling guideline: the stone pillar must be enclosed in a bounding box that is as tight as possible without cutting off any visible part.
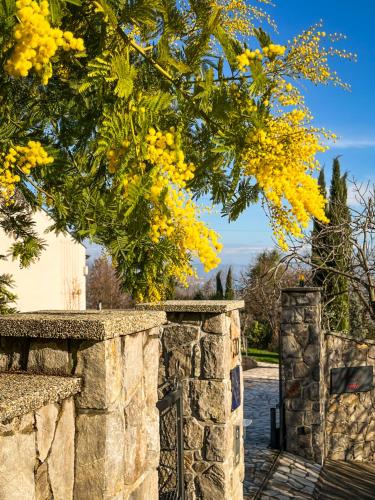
[281,288,325,464]
[0,310,166,499]
[137,300,245,500]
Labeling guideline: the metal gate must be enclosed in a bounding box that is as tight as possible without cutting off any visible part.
[157,385,185,500]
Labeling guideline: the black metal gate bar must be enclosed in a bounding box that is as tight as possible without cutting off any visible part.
[157,385,185,500]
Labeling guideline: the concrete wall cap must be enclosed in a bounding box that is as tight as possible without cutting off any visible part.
[282,287,322,293]
[0,373,81,422]
[0,310,166,340]
[136,300,245,313]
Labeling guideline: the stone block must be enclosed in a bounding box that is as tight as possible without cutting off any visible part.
[282,291,320,307]
[0,420,36,500]
[48,398,75,500]
[162,324,200,350]
[0,337,29,372]
[343,348,367,365]
[242,356,258,370]
[204,425,227,462]
[285,410,304,427]
[123,387,148,486]
[123,334,144,406]
[308,325,321,344]
[182,380,192,417]
[75,337,123,409]
[184,472,196,500]
[329,449,346,460]
[184,450,195,471]
[202,314,228,335]
[281,307,304,324]
[128,470,158,499]
[28,339,71,375]
[143,333,159,407]
[36,402,60,462]
[195,464,227,499]
[0,411,34,436]
[304,307,319,323]
[35,461,53,500]
[190,380,229,423]
[192,343,201,378]
[167,344,194,379]
[303,344,319,366]
[144,405,160,471]
[74,409,125,499]
[184,418,204,450]
[285,399,312,411]
[282,335,301,358]
[193,461,211,474]
[293,325,310,348]
[330,433,349,452]
[303,382,320,401]
[285,380,301,399]
[229,310,241,339]
[201,334,228,379]
[293,361,310,379]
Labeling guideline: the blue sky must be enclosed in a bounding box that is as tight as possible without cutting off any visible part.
[200,0,375,270]
[88,1,375,274]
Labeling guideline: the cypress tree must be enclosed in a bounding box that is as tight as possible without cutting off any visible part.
[225,267,235,299]
[215,271,224,299]
[325,158,351,331]
[312,168,329,287]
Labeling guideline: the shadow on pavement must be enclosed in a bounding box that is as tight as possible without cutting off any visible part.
[316,459,375,499]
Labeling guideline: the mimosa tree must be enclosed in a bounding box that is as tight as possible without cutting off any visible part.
[0,0,354,302]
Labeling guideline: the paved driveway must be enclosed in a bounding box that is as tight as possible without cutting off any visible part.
[243,362,280,499]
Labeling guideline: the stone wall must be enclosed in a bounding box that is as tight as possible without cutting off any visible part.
[281,288,325,464]
[0,373,80,500]
[0,310,165,499]
[324,334,375,461]
[137,300,245,500]
[281,288,375,465]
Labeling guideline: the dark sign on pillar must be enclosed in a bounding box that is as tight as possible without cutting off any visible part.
[230,365,241,411]
[330,366,373,394]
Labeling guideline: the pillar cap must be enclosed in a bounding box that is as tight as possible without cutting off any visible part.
[0,373,81,422]
[282,287,322,293]
[136,300,244,313]
[0,310,166,340]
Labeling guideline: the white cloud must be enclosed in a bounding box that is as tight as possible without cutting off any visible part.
[330,138,375,149]
[347,180,374,207]
[221,245,273,256]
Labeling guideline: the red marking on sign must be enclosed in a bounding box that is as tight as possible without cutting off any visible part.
[347,383,360,390]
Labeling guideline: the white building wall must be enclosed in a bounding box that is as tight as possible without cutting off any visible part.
[0,210,86,311]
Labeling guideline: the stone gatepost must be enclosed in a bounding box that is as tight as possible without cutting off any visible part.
[137,300,245,500]
[281,288,325,464]
[0,310,166,499]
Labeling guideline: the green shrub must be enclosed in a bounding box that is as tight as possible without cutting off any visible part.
[247,320,272,349]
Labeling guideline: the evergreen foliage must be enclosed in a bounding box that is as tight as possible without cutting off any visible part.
[0,267,17,314]
[215,271,224,299]
[311,158,351,331]
[224,266,234,299]
[312,168,328,287]
[325,157,351,331]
